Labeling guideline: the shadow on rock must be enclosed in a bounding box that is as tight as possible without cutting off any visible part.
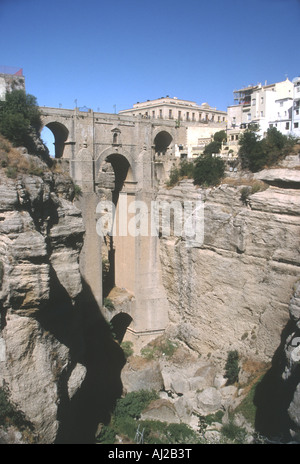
[254,320,296,441]
[37,269,126,444]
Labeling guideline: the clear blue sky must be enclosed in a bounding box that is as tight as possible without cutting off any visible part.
[1,0,300,114]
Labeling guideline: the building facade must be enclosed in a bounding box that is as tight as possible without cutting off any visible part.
[119,96,227,158]
[226,78,297,150]
[292,76,300,138]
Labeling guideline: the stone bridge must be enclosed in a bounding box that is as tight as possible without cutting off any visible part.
[40,106,183,344]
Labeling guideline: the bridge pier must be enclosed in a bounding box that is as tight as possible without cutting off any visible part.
[40,108,176,345]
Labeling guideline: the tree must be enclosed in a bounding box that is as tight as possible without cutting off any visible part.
[238,125,296,172]
[213,130,227,144]
[0,90,48,158]
[193,154,225,186]
[203,140,222,156]
[203,130,227,157]
[238,128,264,172]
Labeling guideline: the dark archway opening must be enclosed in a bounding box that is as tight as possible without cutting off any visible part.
[100,154,134,299]
[110,313,133,344]
[105,153,131,204]
[154,131,172,155]
[44,122,69,158]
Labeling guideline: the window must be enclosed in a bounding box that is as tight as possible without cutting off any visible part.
[186,112,190,121]
[261,111,263,117]
[252,98,256,106]
[152,110,155,118]
[159,109,162,118]
[178,111,182,120]
[169,109,173,119]
[247,113,251,121]
[192,113,195,121]
[285,122,290,130]
[294,122,299,129]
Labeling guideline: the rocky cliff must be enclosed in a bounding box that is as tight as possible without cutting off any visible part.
[0,147,125,443]
[155,164,300,440]
[158,173,300,362]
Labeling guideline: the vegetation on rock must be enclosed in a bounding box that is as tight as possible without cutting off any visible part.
[238,125,296,172]
[0,90,48,159]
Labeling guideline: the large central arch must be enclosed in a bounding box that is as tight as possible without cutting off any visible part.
[97,151,137,301]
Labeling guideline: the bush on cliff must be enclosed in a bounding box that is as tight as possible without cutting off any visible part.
[193,154,225,187]
[225,350,240,385]
[0,89,48,158]
[238,125,296,172]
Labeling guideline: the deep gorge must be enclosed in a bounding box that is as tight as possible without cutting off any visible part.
[0,147,300,443]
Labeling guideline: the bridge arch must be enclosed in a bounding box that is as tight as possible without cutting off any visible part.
[95,147,137,185]
[154,130,173,155]
[43,121,69,158]
[97,149,137,301]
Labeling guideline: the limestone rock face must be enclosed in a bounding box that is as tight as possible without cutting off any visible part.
[0,157,86,443]
[282,280,300,439]
[158,178,300,363]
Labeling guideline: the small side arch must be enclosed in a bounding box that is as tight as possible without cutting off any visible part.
[43,121,69,158]
[154,130,173,155]
[110,313,133,343]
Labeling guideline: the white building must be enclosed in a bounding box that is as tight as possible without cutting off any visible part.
[292,76,300,138]
[227,78,294,139]
[119,96,227,158]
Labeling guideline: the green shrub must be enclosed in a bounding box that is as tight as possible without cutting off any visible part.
[193,154,225,186]
[166,160,195,187]
[166,165,180,187]
[97,390,159,443]
[141,339,178,360]
[141,420,199,444]
[96,424,117,444]
[0,90,48,158]
[238,126,296,172]
[73,183,82,199]
[113,390,158,422]
[225,350,240,385]
[221,420,247,443]
[179,160,195,178]
[103,297,114,310]
[120,341,134,359]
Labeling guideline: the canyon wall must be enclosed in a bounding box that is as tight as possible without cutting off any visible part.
[0,152,125,443]
[158,172,300,363]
